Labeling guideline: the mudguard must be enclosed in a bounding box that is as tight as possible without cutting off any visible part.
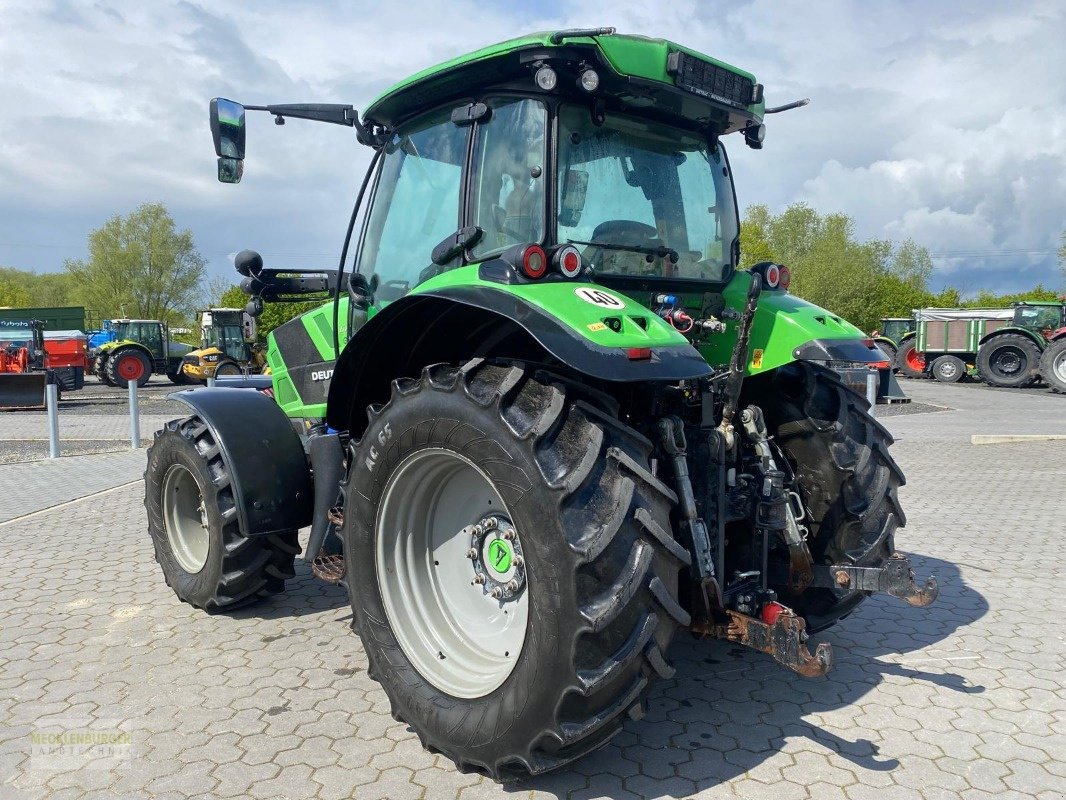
[326,283,712,432]
[170,388,312,536]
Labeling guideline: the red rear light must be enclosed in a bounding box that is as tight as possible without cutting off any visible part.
[520,244,547,279]
[778,265,791,290]
[626,347,652,361]
[870,360,891,369]
[862,338,875,347]
[554,245,582,278]
[764,263,780,288]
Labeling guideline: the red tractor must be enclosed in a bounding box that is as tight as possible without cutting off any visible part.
[0,319,86,408]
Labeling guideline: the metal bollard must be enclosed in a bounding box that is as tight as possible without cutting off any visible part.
[866,368,878,416]
[129,380,141,449]
[46,383,60,459]
[207,376,216,388]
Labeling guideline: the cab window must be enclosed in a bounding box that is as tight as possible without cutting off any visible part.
[469,98,547,258]
[357,108,468,301]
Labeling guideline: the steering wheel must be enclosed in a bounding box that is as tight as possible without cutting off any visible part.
[590,220,659,244]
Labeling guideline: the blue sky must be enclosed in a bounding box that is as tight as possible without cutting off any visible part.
[1,0,1064,296]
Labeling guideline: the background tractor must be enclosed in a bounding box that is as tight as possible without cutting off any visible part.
[179,308,263,383]
[872,316,914,372]
[91,319,194,388]
[977,300,1066,388]
[0,318,85,408]
[145,29,937,780]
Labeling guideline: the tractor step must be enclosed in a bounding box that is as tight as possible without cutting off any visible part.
[311,553,345,584]
[693,605,833,678]
[770,552,938,607]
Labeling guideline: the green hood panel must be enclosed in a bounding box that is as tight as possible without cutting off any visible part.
[413,265,689,350]
[697,271,868,375]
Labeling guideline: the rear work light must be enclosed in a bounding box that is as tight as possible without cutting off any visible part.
[553,245,583,278]
[764,263,780,289]
[520,244,547,279]
[778,265,791,290]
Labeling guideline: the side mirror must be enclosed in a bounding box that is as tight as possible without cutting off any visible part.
[210,98,246,184]
[559,169,588,227]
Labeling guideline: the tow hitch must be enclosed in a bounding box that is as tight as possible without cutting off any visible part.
[693,603,833,678]
[769,552,939,607]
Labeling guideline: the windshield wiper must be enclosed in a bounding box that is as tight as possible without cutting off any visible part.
[568,239,679,264]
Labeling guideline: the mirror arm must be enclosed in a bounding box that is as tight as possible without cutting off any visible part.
[244,103,387,145]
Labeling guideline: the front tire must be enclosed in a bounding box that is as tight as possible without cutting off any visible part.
[745,362,904,632]
[344,361,689,779]
[214,361,242,377]
[1040,338,1066,393]
[145,416,299,612]
[978,334,1041,388]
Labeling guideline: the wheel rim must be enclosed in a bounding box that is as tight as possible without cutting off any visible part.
[117,355,144,381]
[375,448,529,699]
[162,464,210,574]
[905,348,925,370]
[1055,350,1066,383]
[938,361,958,379]
[992,347,1025,377]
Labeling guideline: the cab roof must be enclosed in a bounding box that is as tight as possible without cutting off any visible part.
[364,29,763,136]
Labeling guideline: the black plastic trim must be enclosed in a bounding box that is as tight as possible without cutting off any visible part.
[793,338,885,364]
[170,388,313,536]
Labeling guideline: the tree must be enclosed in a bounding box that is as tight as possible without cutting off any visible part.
[64,202,206,323]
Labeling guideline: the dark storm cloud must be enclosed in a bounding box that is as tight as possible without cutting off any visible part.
[0,0,1062,294]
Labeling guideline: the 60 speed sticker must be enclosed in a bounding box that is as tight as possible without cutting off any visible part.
[575,287,625,309]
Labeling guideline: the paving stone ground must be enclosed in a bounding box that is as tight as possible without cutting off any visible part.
[0,387,1063,799]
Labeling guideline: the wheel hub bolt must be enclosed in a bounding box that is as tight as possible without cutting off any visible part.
[483,517,498,530]
[490,586,503,599]
[466,548,478,560]
[505,580,520,593]
[473,573,486,585]
[503,529,516,541]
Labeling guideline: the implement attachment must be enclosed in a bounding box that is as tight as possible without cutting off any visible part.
[694,605,832,678]
[769,552,939,607]
[0,373,47,410]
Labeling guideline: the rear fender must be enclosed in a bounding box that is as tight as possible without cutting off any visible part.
[698,271,885,374]
[326,284,711,434]
[977,327,1044,348]
[169,388,312,536]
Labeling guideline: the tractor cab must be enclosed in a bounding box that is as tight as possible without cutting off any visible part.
[1012,301,1066,340]
[181,308,261,382]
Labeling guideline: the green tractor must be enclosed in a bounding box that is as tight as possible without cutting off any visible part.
[977,300,1066,388]
[92,319,193,388]
[146,29,937,779]
[872,316,915,374]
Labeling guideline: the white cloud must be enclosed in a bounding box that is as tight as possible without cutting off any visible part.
[0,0,1063,294]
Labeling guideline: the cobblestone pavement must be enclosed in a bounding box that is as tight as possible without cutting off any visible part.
[0,450,146,522]
[0,404,1063,799]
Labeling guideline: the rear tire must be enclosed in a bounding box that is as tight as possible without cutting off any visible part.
[344,360,688,779]
[745,362,904,632]
[96,356,115,386]
[931,355,965,383]
[215,361,242,377]
[145,416,299,612]
[978,334,1041,388]
[1040,338,1066,393]
[895,336,926,378]
[167,370,187,385]
[108,347,152,389]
